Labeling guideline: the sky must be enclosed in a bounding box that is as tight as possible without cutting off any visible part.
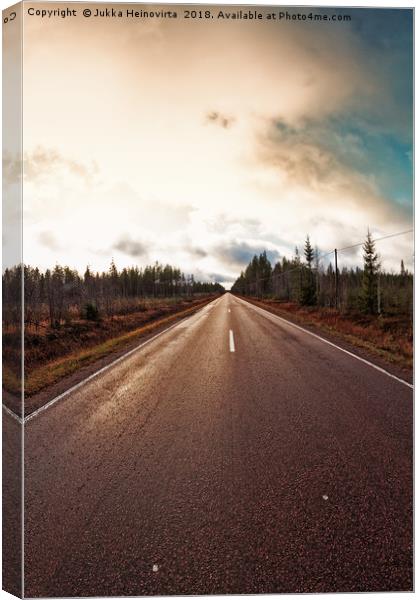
[3,4,413,287]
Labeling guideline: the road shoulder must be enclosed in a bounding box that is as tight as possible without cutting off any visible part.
[238,296,413,386]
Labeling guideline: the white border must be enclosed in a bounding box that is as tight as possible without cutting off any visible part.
[0,2,415,600]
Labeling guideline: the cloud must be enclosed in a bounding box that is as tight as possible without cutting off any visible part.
[206,111,235,129]
[186,246,208,259]
[254,118,410,226]
[114,237,147,258]
[258,119,371,189]
[38,230,62,251]
[258,118,411,211]
[207,272,236,283]
[214,240,280,268]
[23,147,99,184]
[258,120,339,187]
[189,268,235,286]
[204,214,263,237]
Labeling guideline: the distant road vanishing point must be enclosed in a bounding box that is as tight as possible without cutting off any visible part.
[6,293,412,595]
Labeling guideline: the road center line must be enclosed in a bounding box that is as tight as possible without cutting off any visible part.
[229,329,235,353]
[238,297,412,389]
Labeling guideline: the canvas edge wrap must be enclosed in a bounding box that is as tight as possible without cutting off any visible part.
[3,2,24,597]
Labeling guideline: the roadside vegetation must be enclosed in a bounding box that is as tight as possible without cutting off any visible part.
[231,232,412,371]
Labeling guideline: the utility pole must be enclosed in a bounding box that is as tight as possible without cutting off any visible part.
[299,266,303,301]
[334,249,339,310]
[377,270,381,315]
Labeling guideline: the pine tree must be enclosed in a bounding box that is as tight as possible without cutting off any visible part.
[360,230,380,314]
[300,235,317,306]
[250,255,259,296]
[304,235,314,267]
[258,251,272,297]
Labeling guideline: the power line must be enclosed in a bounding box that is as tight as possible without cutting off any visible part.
[235,228,413,289]
[338,229,413,253]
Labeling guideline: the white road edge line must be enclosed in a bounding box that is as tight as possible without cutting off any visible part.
[2,403,23,424]
[238,297,413,390]
[6,297,221,425]
[229,329,235,353]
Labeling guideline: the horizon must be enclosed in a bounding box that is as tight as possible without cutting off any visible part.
[6,228,413,293]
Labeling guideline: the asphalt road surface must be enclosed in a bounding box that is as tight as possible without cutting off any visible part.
[14,293,412,595]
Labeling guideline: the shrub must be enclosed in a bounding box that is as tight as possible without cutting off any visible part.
[84,302,100,321]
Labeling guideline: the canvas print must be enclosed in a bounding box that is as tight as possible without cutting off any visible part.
[2,2,413,597]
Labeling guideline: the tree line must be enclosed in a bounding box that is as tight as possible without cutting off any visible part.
[2,260,224,329]
[231,232,412,316]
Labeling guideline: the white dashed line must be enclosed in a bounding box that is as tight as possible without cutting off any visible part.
[229,330,235,353]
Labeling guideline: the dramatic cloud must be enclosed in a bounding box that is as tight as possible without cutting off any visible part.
[256,118,412,215]
[14,7,412,285]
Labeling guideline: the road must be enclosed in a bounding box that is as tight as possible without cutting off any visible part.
[11,293,413,595]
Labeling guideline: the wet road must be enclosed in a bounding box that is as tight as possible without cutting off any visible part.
[19,293,412,595]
